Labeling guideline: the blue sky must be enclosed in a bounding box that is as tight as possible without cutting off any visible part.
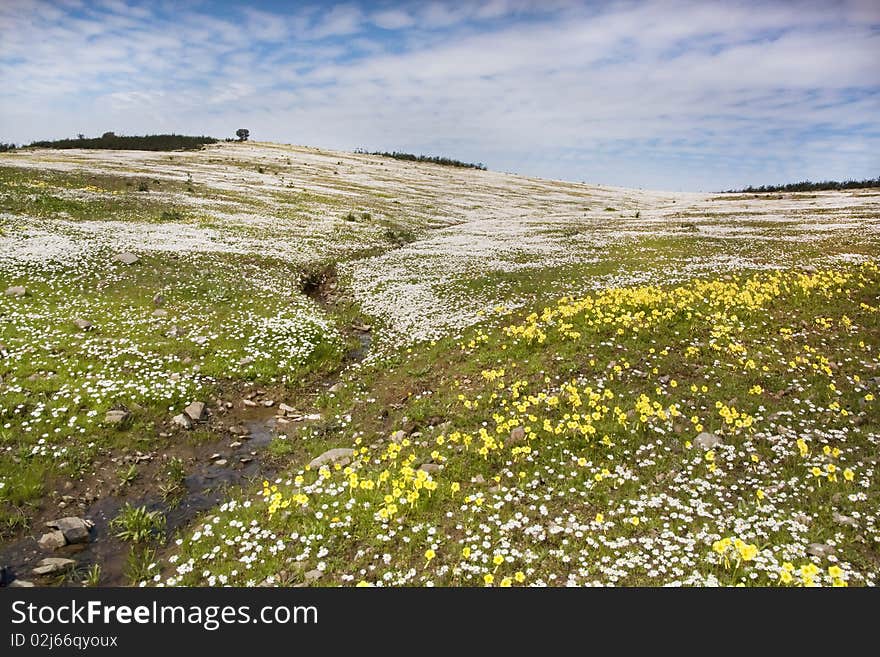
[1,0,878,191]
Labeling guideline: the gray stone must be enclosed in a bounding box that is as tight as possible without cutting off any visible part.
[229,424,250,436]
[47,517,91,544]
[32,557,76,576]
[9,579,35,587]
[390,430,407,444]
[262,399,275,407]
[105,410,130,425]
[167,325,186,338]
[37,530,67,550]
[73,318,93,331]
[151,309,168,318]
[418,463,441,474]
[183,401,206,421]
[152,293,165,306]
[472,474,486,484]
[172,413,193,430]
[304,569,323,582]
[238,356,255,366]
[308,448,354,468]
[214,459,228,467]
[328,382,342,393]
[807,542,835,558]
[508,426,526,445]
[278,403,296,414]
[114,252,140,265]
[694,432,724,450]
[833,512,858,528]
[4,285,26,297]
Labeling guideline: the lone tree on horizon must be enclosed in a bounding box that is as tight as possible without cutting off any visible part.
[236,128,250,142]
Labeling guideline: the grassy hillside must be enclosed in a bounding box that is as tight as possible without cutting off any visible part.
[0,141,877,586]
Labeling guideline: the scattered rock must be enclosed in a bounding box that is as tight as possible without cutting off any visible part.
[167,325,186,338]
[4,286,26,297]
[214,459,228,467]
[807,543,835,558]
[243,399,258,407]
[419,463,441,474]
[508,426,526,445]
[152,309,168,318]
[183,401,206,421]
[328,382,342,393]
[304,569,323,582]
[9,579,35,587]
[104,409,130,425]
[73,318,93,331]
[802,265,818,274]
[833,512,858,528]
[352,322,372,332]
[152,293,165,306]
[238,356,255,366]
[229,441,242,449]
[37,530,67,550]
[229,424,250,436]
[32,557,76,576]
[114,252,140,265]
[172,413,193,430]
[390,430,407,444]
[210,453,222,461]
[308,448,354,468]
[262,399,275,407]
[472,474,486,484]
[46,517,92,544]
[694,432,724,449]
[240,457,253,464]
[278,403,297,414]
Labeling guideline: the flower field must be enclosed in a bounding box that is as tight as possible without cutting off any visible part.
[0,142,878,586]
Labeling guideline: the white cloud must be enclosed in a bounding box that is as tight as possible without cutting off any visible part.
[0,0,877,190]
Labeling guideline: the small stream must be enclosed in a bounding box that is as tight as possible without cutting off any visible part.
[0,416,277,586]
[1,329,373,587]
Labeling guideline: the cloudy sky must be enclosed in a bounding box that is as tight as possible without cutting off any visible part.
[1,0,878,191]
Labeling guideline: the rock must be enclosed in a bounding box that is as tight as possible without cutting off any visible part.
[4,286,26,297]
[278,403,297,414]
[807,543,835,558]
[352,322,372,332]
[229,441,242,449]
[419,463,441,474]
[167,325,186,338]
[833,512,858,528]
[172,413,193,430]
[508,426,526,445]
[391,430,407,444]
[308,448,354,468]
[151,309,168,318]
[304,569,323,582]
[262,399,275,407]
[114,252,140,265]
[104,409,130,425]
[240,457,253,464]
[9,579,35,587]
[183,401,206,421]
[238,356,255,366]
[472,474,486,484]
[802,265,818,274]
[210,453,222,460]
[32,557,76,576]
[73,318,93,331]
[229,424,250,436]
[46,517,91,544]
[214,459,228,467]
[38,530,67,550]
[694,432,724,449]
[328,382,342,393]
[243,399,258,407]
[304,413,322,421]
[152,293,165,306]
